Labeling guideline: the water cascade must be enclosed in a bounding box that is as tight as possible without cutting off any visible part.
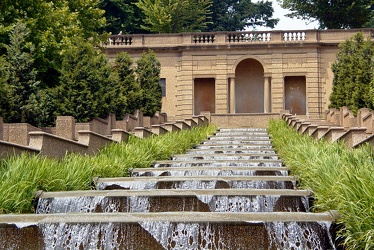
[0,128,338,249]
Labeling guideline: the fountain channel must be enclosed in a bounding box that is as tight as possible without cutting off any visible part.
[0,128,339,249]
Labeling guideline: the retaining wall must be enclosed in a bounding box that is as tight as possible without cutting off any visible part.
[283,106,374,149]
[0,111,201,159]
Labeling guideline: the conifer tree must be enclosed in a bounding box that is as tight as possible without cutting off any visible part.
[55,38,117,122]
[329,32,374,114]
[113,52,142,117]
[136,50,162,116]
[0,21,40,123]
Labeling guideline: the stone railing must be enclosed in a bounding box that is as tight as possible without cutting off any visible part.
[103,29,373,47]
[0,112,209,159]
[282,106,374,149]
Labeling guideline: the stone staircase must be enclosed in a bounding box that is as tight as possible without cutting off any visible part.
[0,128,338,249]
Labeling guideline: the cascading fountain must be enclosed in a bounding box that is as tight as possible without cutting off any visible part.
[0,127,338,249]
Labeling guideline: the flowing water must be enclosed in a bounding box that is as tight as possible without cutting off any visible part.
[32,128,336,249]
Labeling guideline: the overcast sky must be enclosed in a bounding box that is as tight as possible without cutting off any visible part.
[255,0,319,31]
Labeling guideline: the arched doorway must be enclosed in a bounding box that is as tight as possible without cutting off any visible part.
[235,59,264,113]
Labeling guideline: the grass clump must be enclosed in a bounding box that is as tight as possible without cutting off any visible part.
[268,119,374,250]
[0,125,217,214]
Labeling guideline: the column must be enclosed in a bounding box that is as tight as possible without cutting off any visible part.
[229,77,236,113]
[264,76,271,113]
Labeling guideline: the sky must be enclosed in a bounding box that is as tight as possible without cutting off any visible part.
[255,0,319,31]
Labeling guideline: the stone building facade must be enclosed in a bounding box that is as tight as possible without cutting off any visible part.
[104,29,373,120]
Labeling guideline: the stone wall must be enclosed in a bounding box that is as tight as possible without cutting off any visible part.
[104,29,374,121]
[283,106,374,149]
[0,111,203,159]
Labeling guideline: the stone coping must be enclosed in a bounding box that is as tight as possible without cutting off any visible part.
[94,175,298,183]
[0,211,340,226]
[153,159,283,164]
[186,148,275,153]
[131,166,289,172]
[36,189,312,199]
[0,140,39,153]
[200,140,272,144]
[171,153,278,157]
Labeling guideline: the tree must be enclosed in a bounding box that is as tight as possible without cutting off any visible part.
[0,0,106,87]
[0,56,10,119]
[98,0,145,34]
[113,52,143,116]
[135,0,212,33]
[204,0,278,31]
[55,38,117,122]
[278,0,373,29]
[0,21,40,124]
[329,32,374,114]
[136,50,162,116]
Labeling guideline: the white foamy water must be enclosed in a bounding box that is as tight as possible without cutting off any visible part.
[42,223,121,249]
[139,222,226,249]
[265,221,335,250]
[197,195,281,212]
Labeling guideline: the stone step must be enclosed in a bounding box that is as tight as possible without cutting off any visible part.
[186,148,276,154]
[208,136,271,141]
[153,159,284,168]
[1,211,337,224]
[130,166,289,177]
[196,143,273,149]
[171,153,279,161]
[214,132,270,137]
[94,176,297,190]
[201,140,272,145]
[35,189,311,214]
[219,128,267,132]
[37,189,311,198]
[0,212,339,250]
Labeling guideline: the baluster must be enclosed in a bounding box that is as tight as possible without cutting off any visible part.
[301,32,306,41]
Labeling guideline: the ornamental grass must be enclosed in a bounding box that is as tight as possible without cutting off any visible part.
[0,125,217,214]
[268,119,374,250]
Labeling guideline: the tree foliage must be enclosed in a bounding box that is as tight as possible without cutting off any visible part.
[278,0,373,29]
[0,21,40,124]
[205,0,278,31]
[98,0,145,34]
[0,0,106,87]
[113,52,142,117]
[135,0,212,33]
[55,38,117,122]
[136,50,162,116]
[329,32,374,114]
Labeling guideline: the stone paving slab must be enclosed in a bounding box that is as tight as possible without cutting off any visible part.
[37,189,311,198]
[0,211,339,225]
[131,166,289,176]
[95,175,298,183]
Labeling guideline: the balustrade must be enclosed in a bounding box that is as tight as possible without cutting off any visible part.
[192,33,215,43]
[104,29,373,47]
[283,32,306,41]
[108,35,133,45]
[227,32,271,43]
